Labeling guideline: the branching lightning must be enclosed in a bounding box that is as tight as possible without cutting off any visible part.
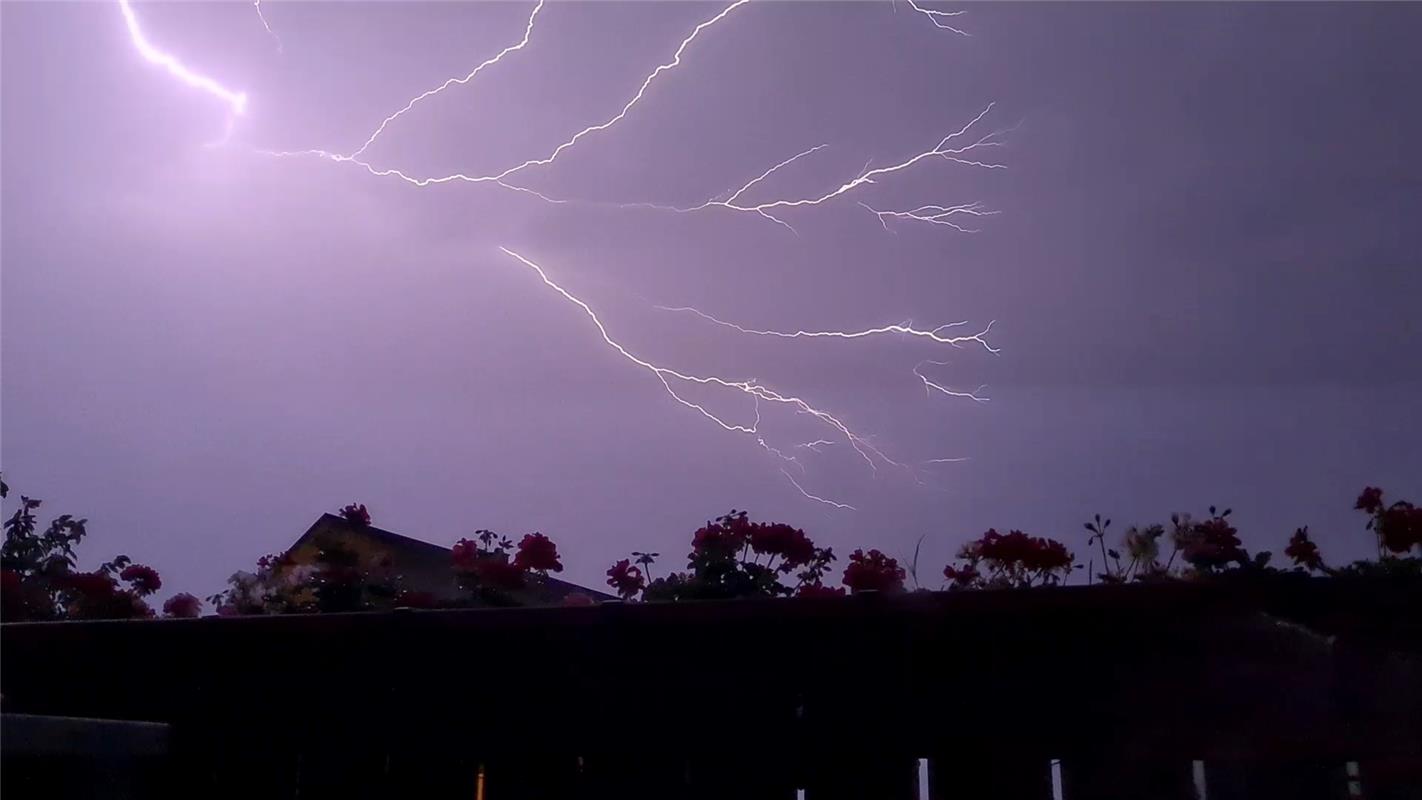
[116,0,1001,511]
[656,305,997,353]
[497,247,906,490]
[902,0,970,36]
[914,360,989,403]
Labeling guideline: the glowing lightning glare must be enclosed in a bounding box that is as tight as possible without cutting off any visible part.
[117,0,248,117]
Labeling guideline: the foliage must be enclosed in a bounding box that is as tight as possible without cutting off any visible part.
[1,474,162,622]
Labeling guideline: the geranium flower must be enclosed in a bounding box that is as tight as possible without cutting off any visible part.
[162,592,203,618]
[119,564,162,596]
[512,533,563,573]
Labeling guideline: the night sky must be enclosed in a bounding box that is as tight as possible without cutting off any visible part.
[3,1,1419,604]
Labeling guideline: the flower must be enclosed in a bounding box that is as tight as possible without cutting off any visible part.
[841,549,906,594]
[162,592,203,618]
[339,503,372,526]
[750,523,817,569]
[1179,517,1245,569]
[512,533,563,573]
[795,582,846,599]
[119,564,162,595]
[942,563,980,590]
[451,538,481,571]
[1377,503,1422,554]
[472,558,525,591]
[605,559,645,600]
[1124,525,1162,563]
[1355,487,1384,514]
[1284,527,1324,571]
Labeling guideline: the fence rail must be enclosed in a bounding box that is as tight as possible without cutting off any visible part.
[3,578,1420,799]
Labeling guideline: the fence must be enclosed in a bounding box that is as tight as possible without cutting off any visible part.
[3,578,1419,799]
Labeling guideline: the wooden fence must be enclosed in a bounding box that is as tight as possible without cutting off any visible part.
[3,578,1420,799]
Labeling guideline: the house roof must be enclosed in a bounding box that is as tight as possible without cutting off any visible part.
[286,513,615,603]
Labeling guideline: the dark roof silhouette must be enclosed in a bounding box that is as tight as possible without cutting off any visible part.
[287,513,614,604]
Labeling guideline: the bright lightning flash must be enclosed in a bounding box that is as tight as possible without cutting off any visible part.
[118,0,999,510]
[117,0,247,117]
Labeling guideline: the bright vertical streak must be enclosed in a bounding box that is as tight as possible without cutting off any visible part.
[253,1,283,53]
[917,758,930,800]
[116,0,248,116]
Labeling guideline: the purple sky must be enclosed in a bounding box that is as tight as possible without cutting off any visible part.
[3,1,1420,602]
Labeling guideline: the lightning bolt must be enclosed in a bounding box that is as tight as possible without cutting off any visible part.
[902,0,970,36]
[115,0,997,510]
[656,305,997,353]
[914,360,989,403]
[497,247,904,485]
[781,469,856,511]
[654,104,1007,231]
[262,0,749,191]
[253,1,283,53]
[117,0,248,117]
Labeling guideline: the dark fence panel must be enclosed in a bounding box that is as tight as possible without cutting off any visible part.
[2,579,1419,800]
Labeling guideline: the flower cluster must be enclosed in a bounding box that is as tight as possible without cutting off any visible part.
[512,533,564,574]
[451,529,566,604]
[842,549,906,594]
[1284,527,1324,571]
[606,559,645,600]
[119,563,162,596]
[1175,509,1248,571]
[1359,487,1422,555]
[943,529,1074,590]
[162,592,203,618]
[610,510,837,602]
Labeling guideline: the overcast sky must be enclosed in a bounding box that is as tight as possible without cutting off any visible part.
[3,1,1419,602]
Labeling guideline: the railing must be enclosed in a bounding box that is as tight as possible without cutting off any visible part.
[3,578,1419,799]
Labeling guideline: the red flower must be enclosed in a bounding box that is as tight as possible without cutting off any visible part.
[1377,503,1422,554]
[63,571,118,598]
[606,559,645,600]
[795,582,846,599]
[1355,487,1384,514]
[451,538,480,571]
[512,532,563,573]
[162,592,203,618]
[119,564,162,596]
[1284,527,1324,571]
[942,563,981,589]
[1180,517,1245,569]
[841,549,906,594]
[339,503,372,526]
[472,558,525,591]
[750,523,817,569]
